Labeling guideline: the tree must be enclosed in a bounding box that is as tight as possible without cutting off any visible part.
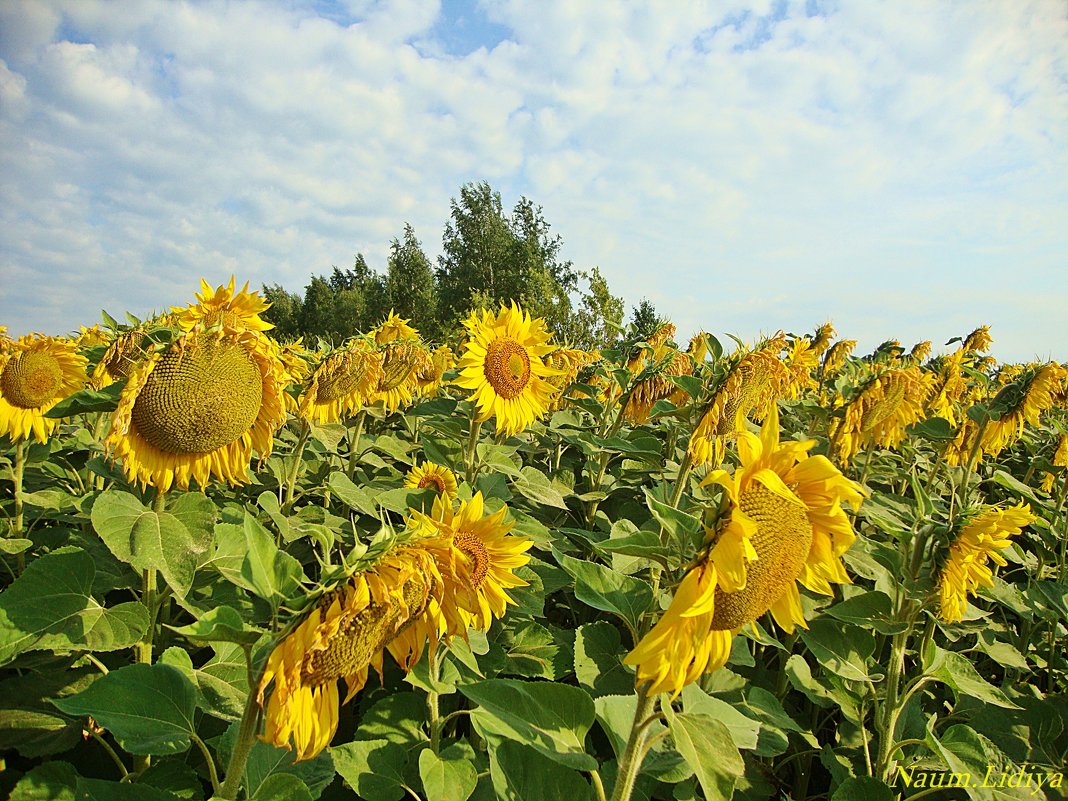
[563,267,625,350]
[299,276,340,344]
[386,224,440,339]
[629,298,662,341]
[261,284,302,340]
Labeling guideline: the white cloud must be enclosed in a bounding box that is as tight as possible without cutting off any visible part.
[0,0,1065,362]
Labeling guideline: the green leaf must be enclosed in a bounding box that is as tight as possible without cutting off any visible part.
[990,469,1041,504]
[327,472,378,516]
[167,605,262,646]
[929,648,1021,709]
[43,382,124,418]
[798,619,875,682]
[91,490,212,598]
[250,774,313,801]
[331,739,408,801]
[824,591,906,635]
[907,416,957,442]
[924,724,1020,801]
[831,777,894,801]
[512,467,569,509]
[240,512,305,607]
[0,549,148,664]
[242,739,334,801]
[18,488,79,511]
[498,620,572,680]
[680,685,760,751]
[594,694,689,782]
[52,663,197,755]
[665,708,744,801]
[419,746,478,801]
[488,740,594,801]
[308,422,347,450]
[573,622,633,697]
[551,547,652,634]
[462,678,597,771]
[9,761,77,801]
[644,489,702,550]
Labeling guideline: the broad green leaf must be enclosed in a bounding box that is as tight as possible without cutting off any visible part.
[923,724,1021,801]
[594,694,690,782]
[53,663,197,755]
[161,644,248,722]
[831,777,894,801]
[250,774,313,801]
[512,466,569,509]
[18,489,79,511]
[309,422,347,450]
[167,605,262,646]
[680,685,760,750]
[9,760,77,801]
[331,739,408,801]
[665,708,744,801]
[488,740,594,801]
[356,692,428,745]
[551,547,653,634]
[929,648,1021,709]
[573,621,633,697]
[419,746,478,801]
[0,667,95,758]
[243,740,334,801]
[91,490,212,598]
[0,549,148,664]
[462,678,597,771]
[644,489,702,550]
[824,591,906,635]
[240,512,305,606]
[327,472,378,516]
[798,619,875,682]
[43,382,124,418]
[479,443,523,476]
[498,620,572,680]
[907,417,957,442]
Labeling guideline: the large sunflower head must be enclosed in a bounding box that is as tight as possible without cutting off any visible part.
[623,348,694,425]
[979,362,1068,459]
[371,311,419,346]
[783,336,819,399]
[408,491,533,633]
[405,461,459,501]
[938,503,1035,623]
[453,303,558,437]
[627,407,864,696]
[105,324,286,491]
[173,277,273,332]
[297,341,383,425]
[829,367,931,464]
[373,341,431,414]
[258,543,442,760]
[0,335,88,443]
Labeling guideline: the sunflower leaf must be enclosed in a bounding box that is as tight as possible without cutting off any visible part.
[928,648,1021,709]
[488,740,595,801]
[664,707,744,801]
[43,382,125,418]
[551,547,653,635]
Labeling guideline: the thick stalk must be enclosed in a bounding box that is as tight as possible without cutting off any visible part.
[283,420,312,513]
[668,452,694,509]
[608,682,657,801]
[12,439,26,573]
[218,686,262,800]
[346,410,367,480]
[427,648,444,754]
[874,626,909,781]
[956,417,989,515]
[464,415,482,484]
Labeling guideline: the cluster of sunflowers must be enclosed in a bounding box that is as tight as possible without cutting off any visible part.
[2,279,1066,795]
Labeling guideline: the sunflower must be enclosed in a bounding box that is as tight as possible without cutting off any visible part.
[688,334,789,467]
[258,544,442,760]
[371,310,419,345]
[173,277,273,332]
[0,325,12,354]
[105,325,286,491]
[979,362,1067,459]
[626,406,864,696]
[405,461,459,501]
[623,349,694,425]
[75,325,110,348]
[1039,433,1068,493]
[0,335,88,444]
[408,491,533,632]
[908,340,932,365]
[783,336,820,399]
[938,504,1035,623]
[821,339,856,377]
[961,325,992,355]
[810,322,836,357]
[546,347,600,411]
[91,329,149,389]
[415,344,455,398]
[297,341,383,425]
[923,352,969,427]
[273,338,313,414]
[687,331,712,363]
[829,367,931,464]
[373,341,431,414]
[453,303,558,437]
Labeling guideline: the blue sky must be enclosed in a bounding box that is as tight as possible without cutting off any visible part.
[1,0,1066,362]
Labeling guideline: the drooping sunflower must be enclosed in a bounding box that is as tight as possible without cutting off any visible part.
[623,349,694,425]
[258,543,442,760]
[961,324,992,355]
[907,340,932,365]
[626,406,864,696]
[1039,432,1068,493]
[938,503,1035,623]
[0,325,13,354]
[415,344,455,399]
[0,335,88,443]
[783,336,820,399]
[405,461,459,501]
[923,351,969,427]
[810,322,836,357]
[545,346,601,411]
[453,303,558,437]
[373,341,432,414]
[979,362,1068,459]
[408,491,533,633]
[273,338,313,414]
[371,310,419,346]
[829,367,931,464]
[297,341,383,425]
[688,333,789,467]
[105,325,286,491]
[821,339,856,377]
[173,276,273,332]
[75,324,111,348]
[92,328,149,389]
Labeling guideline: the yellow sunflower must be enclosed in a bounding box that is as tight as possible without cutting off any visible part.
[173,276,274,332]
[371,310,419,345]
[908,340,932,364]
[92,329,149,389]
[273,338,313,414]
[0,325,12,354]
[258,544,442,760]
[297,341,383,425]
[105,325,286,491]
[961,325,992,355]
[408,491,533,632]
[821,339,856,377]
[405,461,459,500]
[75,324,111,348]
[546,347,600,411]
[372,341,431,414]
[923,351,969,427]
[783,336,819,399]
[938,504,1035,623]
[688,334,789,467]
[0,335,88,443]
[829,367,931,464]
[453,303,558,437]
[626,406,864,696]
[979,362,1067,459]
[810,322,836,357]
[1039,433,1068,493]
[415,344,455,398]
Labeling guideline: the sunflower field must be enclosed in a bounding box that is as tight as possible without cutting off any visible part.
[1,279,1066,801]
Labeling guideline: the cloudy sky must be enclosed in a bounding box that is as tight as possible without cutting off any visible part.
[1,0,1066,362]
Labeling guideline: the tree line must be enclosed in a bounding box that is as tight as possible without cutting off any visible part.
[262,182,660,350]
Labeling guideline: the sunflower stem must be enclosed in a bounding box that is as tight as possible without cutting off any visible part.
[283,420,312,514]
[956,416,989,517]
[464,415,482,484]
[12,439,26,574]
[668,452,694,509]
[218,682,262,800]
[346,410,367,481]
[427,647,444,754]
[608,681,656,801]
